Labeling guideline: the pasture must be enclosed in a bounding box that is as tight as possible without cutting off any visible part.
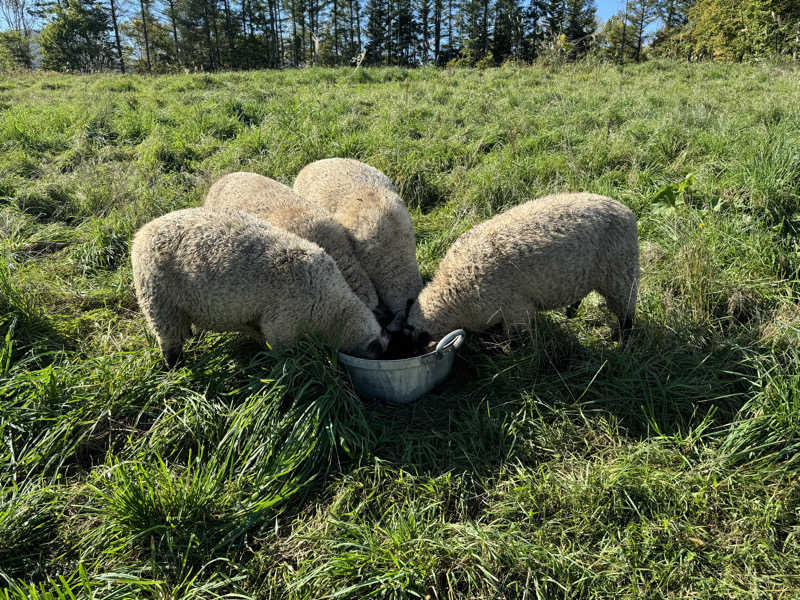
[0,61,799,598]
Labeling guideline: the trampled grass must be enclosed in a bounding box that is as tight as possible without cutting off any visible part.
[0,60,799,598]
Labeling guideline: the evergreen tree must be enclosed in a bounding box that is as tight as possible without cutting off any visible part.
[394,0,416,64]
[563,0,594,57]
[442,0,458,60]
[23,0,787,73]
[108,0,125,72]
[432,0,442,61]
[492,0,523,62]
[285,0,305,65]
[417,0,430,61]
[40,0,115,71]
[657,0,692,28]
[175,0,221,69]
[123,12,179,70]
[626,0,658,61]
[460,0,484,61]
[520,0,546,60]
[163,0,181,65]
[544,0,564,34]
[139,0,152,71]
[599,10,636,61]
[363,0,386,62]
[0,29,32,68]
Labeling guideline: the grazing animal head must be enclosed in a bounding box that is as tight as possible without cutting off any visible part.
[387,299,432,351]
[350,329,391,359]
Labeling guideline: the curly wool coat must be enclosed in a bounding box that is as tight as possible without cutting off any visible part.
[204,171,379,312]
[293,158,423,317]
[131,207,388,367]
[405,193,640,340]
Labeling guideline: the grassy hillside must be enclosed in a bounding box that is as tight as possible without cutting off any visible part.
[1,61,799,599]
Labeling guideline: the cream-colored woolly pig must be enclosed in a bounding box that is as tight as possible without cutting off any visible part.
[203,171,379,312]
[402,193,639,341]
[131,208,389,367]
[295,157,397,194]
[293,158,422,317]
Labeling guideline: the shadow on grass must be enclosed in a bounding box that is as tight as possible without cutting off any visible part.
[41,319,764,584]
[363,314,757,478]
[145,313,760,488]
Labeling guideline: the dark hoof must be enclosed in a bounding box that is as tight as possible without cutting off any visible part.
[565,301,581,319]
[619,316,633,346]
[163,347,183,369]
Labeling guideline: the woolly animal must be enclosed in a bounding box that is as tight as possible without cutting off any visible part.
[401,193,639,342]
[204,171,379,312]
[131,207,389,367]
[293,158,422,317]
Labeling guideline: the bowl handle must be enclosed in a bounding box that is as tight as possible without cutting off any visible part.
[435,329,466,357]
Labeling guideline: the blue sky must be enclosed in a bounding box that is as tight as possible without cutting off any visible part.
[595,0,629,23]
[594,0,663,33]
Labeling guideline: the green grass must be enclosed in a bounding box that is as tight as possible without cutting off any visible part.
[1,61,799,598]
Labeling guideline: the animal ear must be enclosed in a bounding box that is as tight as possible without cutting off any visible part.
[405,298,415,318]
[374,303,394,327]
[366,338,385,359]
[380,329,391,348]
[418,331,432,347]
[387,311,405,333]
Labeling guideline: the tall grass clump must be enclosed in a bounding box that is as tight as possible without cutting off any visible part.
[0,483,61,583]
[76,341,377,575]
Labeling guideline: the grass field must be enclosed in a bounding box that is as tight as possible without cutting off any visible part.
[1,60,799,599]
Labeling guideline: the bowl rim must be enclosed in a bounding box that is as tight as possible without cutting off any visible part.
[339,329,466,370]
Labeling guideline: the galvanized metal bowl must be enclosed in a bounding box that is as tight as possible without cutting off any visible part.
[338,329,466,404]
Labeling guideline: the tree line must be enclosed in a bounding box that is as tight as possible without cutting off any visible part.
[0,0,798,72]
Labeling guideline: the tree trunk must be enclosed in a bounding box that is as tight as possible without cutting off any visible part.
[433,0,441,63]
[482,0,488,58]
[277,3,285,66]
[333,0,339,62]
[618,0,628,65]
[222,0,236,63]
[257,0,271,65]
[447,0,452,55]
[355,0,362,51]
[291,0,298,65]
[268,0,278,66]
[203,4,215,69]
[211,2,222,68]
[308,0,316,64]
[167,0,181,65]
[635,4,645,62]
[385,0,392,64]
[299,0,306,64]
[139,0,152,73]
[420,0,429,62]
[348,0,355,52]
[240,0,249,67]
[109,0,125,73]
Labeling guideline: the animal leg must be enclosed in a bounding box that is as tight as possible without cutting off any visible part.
[154,309,192,369]
[565,300,582,319]
[239,322,265,343]
[257,305,300,351]
[163,346,183,369]
[598,279,637,345]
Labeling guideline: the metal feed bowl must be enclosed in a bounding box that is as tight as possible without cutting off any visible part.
[338,329,466,404]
